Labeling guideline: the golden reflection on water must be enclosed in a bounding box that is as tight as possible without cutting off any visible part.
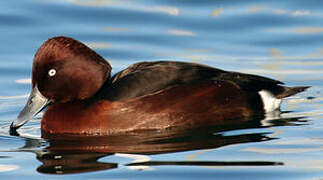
[269,48,283,58]
[186,149,213,161]
[264,48,284,69]
[245,4,310,17]
[243,45,323,82]
[243,146,323,154]
[243,138,323,157]
[168,29,196,36]
[212,8,223,17]
[245,47,323,61]
[257,48,286,80]
[291,27,323,34]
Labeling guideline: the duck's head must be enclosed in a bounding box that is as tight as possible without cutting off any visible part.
[10,36,111,131]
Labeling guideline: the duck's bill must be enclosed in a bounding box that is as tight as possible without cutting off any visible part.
[10,85,50,133]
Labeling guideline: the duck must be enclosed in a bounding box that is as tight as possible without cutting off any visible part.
[10,36,309,136]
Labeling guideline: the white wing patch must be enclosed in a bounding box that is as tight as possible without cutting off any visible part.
[258,90,282,113]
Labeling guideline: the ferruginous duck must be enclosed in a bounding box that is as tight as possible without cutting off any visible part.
[10,36,309,136]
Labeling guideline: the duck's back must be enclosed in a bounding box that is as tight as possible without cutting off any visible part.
[103,61,308,108]
[105,61,223,101]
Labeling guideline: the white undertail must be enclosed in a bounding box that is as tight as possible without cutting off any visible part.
[258,90,282,113]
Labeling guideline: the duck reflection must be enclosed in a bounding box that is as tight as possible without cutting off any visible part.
[17,115,306,174]
[36,152,116,174]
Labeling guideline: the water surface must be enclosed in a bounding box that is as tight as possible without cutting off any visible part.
[0,0,322,179]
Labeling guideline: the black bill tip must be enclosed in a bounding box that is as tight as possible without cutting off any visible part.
[9,122,20,136]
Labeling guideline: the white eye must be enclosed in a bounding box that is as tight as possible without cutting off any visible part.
[48,69,56,77]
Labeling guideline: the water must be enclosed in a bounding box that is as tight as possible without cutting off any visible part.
[0,0,322,179]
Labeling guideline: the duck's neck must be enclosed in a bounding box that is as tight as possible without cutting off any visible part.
[84,77,113,104]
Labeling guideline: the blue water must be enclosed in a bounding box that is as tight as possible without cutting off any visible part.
[0,0,323,179]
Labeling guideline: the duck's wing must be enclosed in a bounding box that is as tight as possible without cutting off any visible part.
[103,61,306,101]
[104,61,223,101]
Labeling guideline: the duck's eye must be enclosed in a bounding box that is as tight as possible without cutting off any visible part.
[48,69,56,77]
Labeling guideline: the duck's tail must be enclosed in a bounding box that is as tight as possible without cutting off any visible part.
[258,86,310,113]
[276,86,310,99]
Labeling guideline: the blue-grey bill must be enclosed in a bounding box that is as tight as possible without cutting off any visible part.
[10,85,50,132]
